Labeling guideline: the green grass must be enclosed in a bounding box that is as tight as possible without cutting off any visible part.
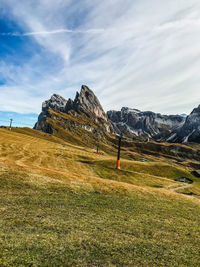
[120,160,194,180]
[0,171,200,267]
[91,159,193,189]
[177,176,200,196]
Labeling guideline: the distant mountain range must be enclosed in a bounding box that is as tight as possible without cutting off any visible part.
[180,113,188,118]
[107,107,185,141]
[34,85,200,144]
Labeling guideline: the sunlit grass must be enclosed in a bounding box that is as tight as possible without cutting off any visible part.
[0,128,200,266]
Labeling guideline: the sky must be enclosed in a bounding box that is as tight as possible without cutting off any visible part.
[0,0,200,127]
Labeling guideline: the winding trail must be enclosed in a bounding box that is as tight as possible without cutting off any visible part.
[168,183,200,201]
[169,183,192,192]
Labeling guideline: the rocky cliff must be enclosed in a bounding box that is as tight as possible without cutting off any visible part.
[66,85,108,122]
[34,85,114,145]
[107,107,185,141]
[168,105,200,143]
[35,86,200,145]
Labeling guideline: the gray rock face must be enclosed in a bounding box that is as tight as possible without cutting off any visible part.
[66,85,108,122]
[107,107,185,140]
[34,86,200,144]
[34,85,113,133]
[34,94,68,133]
[43,94,67,113]
[168,105,200,143]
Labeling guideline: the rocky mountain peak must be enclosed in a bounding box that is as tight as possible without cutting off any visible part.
[71,85,107,121]
[121,107,141,115]
[35,85,113,134]
[40,85,107,121]
[107,107,185,140]
[191,105,200,115]
[42,94,67,112]
[168,104,200,143]
[34,86,200,144]
[180,113,187,118]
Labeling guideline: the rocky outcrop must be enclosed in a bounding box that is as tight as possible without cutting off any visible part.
[34,85,114,141]
[107,107,185,141]
[168,105,200,143]
[34,85,200,145]
[67,85,108,121]
[34,94,67,133]
[43,94,67,113]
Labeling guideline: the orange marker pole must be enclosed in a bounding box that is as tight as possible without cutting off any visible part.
[116,159,120,170]
[116,134,122,170]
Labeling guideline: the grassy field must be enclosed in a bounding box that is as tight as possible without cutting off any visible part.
[0,128,200,266]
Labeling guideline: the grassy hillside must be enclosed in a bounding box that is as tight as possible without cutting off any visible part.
[0,128,200,266]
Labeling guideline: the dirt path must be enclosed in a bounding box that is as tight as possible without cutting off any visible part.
[168,183,200,201]
[169,183,191,192]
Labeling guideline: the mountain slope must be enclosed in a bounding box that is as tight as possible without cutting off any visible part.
[0,127,200,266]
[34,85,114,146]
[34,85,200,145]
[107,107,185,141]
[168,105,200,143]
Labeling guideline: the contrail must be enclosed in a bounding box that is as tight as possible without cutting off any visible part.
[0,28,105,37]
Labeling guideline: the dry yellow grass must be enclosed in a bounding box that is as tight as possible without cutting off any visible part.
[0,128,198,202]
[1,128,200,266]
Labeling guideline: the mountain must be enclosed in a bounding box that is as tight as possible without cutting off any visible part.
[34,85,114,146]
[107,107,185,141]
[180,113,188,118]
[35,86,200,144]
[168,105,200,143]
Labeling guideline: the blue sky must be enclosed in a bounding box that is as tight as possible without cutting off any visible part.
[0,111,37,127]
[0,0,200,127]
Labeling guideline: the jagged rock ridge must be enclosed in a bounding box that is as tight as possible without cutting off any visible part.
[67,85,108,122]
[34,94,68,133]
[34,86,200,144]
[168,105,200,143]
[107,107,185,141]
[34,85,114,142]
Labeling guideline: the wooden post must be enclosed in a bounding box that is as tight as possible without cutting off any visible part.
[96,143,99,154]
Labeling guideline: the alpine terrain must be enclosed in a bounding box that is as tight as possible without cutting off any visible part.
[0,85,200,266]
[35,85,200,144]
[168,105,200,143]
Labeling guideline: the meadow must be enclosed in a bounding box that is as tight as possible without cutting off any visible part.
[0,128,200,266]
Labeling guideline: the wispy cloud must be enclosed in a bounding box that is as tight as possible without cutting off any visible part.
[0,0,200,116]
[0,28,105,36]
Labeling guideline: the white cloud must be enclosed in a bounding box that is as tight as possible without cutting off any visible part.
[0,28,105,36]
[0,0,200,115]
